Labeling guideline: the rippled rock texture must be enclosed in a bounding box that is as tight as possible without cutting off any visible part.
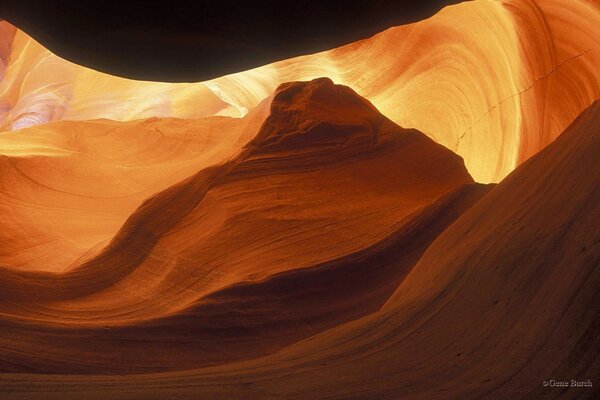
[1,0,599,182]
[0,1,598,399]
[0,78,476,369]
[0,75,598,399]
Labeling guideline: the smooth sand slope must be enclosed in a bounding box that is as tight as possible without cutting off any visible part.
[1,0,599,182]
[0,79,480,374]
[0,94,596,399]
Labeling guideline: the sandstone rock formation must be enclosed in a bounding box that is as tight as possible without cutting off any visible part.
[1,0,599,182]
[0,80,482,375]
[0,1,598,398]
[1,84,596,400]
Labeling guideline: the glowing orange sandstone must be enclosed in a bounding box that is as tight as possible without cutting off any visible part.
[207,0,600,182]
[0,0,598,183]
[0,0,597,394]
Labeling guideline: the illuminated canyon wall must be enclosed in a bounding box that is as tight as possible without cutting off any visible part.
[0,0,598,182]
[0,73,598,400]
[0,0,598,398]
[207,0,600,182]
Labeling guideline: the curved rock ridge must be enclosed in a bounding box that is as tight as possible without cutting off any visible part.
[4,98,594,400]
[0,100,270,272]
[1,0,599,182]
[207,0,600,183]
[0,182,491,374]
[0,78,473,326]
[0,78,482,374]
[0,19,239,130]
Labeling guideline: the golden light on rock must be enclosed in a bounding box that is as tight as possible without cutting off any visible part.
[0,1,598,399]
[1,1,599,182]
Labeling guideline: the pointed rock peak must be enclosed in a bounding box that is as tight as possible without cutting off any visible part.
[249,78,387,151]
[271,77,379,118]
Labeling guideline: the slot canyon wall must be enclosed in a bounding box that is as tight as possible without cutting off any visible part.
[0,0,598,182]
